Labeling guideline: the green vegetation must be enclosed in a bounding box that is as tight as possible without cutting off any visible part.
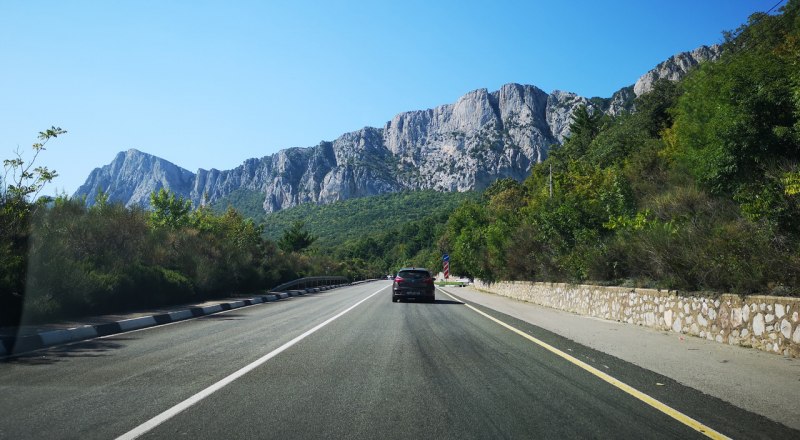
[442,2,800,295]
[8,190,366,325]
[334,210,451,276]
[210,188,267,219]
[261,190,478,248]
[278,220,317,253]
[0,137,371,325]
[257,190,478,277]
[1,127,66,327]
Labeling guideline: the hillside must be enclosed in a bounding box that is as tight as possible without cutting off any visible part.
[258,190,478,248]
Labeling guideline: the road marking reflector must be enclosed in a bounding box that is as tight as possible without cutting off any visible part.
[439,289,730,440]
[117,285,388,440]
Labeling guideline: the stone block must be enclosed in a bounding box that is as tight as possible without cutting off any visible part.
[731,307,742,327]
[697,313,708,327]
[753,313,765,336]
[672,316,683,333]
[780,319,792,339]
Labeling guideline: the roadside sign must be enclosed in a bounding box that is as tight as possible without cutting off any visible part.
[442,254,449,262]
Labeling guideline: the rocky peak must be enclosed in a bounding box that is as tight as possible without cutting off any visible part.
[634,44,722,96]
[75,149,195,208]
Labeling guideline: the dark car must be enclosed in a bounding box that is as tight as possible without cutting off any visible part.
[392,268,435,303]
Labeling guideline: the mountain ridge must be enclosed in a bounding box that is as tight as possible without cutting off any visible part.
[74,45,721,212]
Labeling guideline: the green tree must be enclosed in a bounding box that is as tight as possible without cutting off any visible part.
[1,126,65,205]
[665,3,800,232]
[278,220,316,253]
[443,201,492,280]
[552,105,606,161]
[1,127,65,327]
[149,188,192,229]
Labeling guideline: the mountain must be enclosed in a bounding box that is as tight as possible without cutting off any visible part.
[76,149,195,207]
[633,45,721,96]
[74,45,721,212]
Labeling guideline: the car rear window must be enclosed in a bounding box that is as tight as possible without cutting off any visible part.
[398,270,429,279]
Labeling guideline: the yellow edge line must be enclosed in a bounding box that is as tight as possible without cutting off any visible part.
[439,289,731,440]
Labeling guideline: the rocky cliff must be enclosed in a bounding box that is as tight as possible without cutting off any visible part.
[74,45,721,212]
[633,45,722,96]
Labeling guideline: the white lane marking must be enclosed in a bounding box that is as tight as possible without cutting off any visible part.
[116,284,388,440]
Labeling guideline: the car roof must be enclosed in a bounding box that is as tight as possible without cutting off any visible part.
[397,267,430,272]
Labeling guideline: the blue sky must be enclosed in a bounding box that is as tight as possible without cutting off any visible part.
[0,0,778,196]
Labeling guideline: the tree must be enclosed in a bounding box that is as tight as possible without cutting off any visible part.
[550,105,606,162]
[1,127,65,327]
[569,104,604,140]
[1,126,65,206]
[665,3,800,232]
[278,220,316,253]
[444,201,492,280]
[149,188,192,229]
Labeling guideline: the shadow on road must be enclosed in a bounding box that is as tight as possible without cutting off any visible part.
[199,313,246,321]
[399,299,463,305]
[432,299,464,305]
[1,338,130,365]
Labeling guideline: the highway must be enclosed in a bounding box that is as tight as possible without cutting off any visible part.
[0,281,795,439]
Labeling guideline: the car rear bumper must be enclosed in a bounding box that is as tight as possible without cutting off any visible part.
[392,289,435,301]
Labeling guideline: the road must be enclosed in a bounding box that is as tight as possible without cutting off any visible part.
[0,281,795,439]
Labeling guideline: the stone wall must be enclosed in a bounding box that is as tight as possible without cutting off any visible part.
[474,280,800,358]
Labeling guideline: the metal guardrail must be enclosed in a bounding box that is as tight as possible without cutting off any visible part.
[270,276,349,293]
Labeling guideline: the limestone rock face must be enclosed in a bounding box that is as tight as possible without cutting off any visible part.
[633,45,722,96]
[74,45,723,213]
[74,149,195,208]
[76,83,578,212]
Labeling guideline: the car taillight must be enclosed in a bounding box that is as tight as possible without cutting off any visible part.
[394,276,404,283]
[424,277,434,284]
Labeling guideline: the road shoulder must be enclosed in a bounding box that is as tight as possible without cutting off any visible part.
[0,285,351,357]
[439,285,800,431]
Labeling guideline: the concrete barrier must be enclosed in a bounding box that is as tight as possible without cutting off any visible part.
[118,316,158,332]
[168,310,193,321]
[1,286,335,358]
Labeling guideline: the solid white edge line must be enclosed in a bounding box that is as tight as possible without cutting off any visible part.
[116,284,388,440]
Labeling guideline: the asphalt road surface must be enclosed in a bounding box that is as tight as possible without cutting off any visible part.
[0,281,796,439]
